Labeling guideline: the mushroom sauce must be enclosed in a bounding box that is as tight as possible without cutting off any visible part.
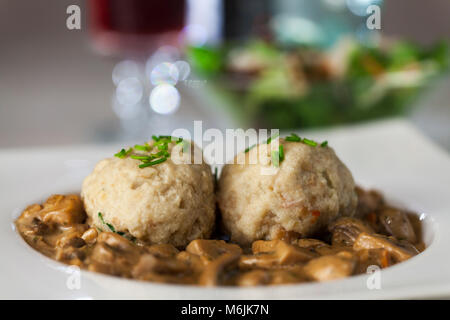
[15,187,424,286]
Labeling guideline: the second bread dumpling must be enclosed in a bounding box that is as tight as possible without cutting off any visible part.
[218,137,357,246]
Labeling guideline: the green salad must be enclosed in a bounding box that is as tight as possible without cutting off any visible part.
[187,39,449,129]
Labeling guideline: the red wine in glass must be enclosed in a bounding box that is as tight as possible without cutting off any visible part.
[88,0,187,57]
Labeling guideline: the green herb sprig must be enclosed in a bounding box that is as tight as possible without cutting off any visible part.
[244,132,279,153]
[285,133,328,148]
[98,212,125,236]
[114,148,132,158]
[244,144,256,153]
[271,145,284,167]
[114,135,186,168]
[266,132,279,144]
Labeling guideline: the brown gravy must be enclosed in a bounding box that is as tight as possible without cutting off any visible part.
[15,187,424,286]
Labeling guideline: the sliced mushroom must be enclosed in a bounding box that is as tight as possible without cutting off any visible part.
[146,244,179,258]
[186,239,242,263]
[240,240,316,269]
[353,232,418,262]
[304,251,356,282]
[355,186,384,217]
[235,270,272,286]
[355,248,392,273]
[81,228,98,245]
[19,203,43,221]
[177,251,204,272]
[199,253,240,286]
[88,232,141,277]
[274,241,317,264]
[55,225,88,247]
[97,232,136,253]
[295,238,335,255]
[269,266,308,285]
[329,217,374,247]
[30,217,51,235]
[40,194,86,226]
[378,208,416,243]
[132,254,189,279]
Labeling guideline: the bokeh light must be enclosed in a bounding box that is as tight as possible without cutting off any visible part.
[112,94,144,120]
[112,60,142,86]
[115,77,143,106]
[321,0,347,11]
[145,46,180,80]
[271,15,324,46]
[182,24,208,47]
[149,84,180,115]
[150,62,180,86]
[346,0,382,16]
[174,60,191,81]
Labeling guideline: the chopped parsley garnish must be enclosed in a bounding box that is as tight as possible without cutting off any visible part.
[98,212,116,233]
[271,150,280,167]
[284,133,328,148]
[114,148,132,158]
[244,133,280,152]
[279,145,284,161]
[138,158,167,168]
[114,135,185,168]
[98,212,125,236]
[130,155,152,160]
[244,144,256,153]
[134,144,150,151]
[266,132,279,144]
[302,138,317,147]
[285,133,302,142]
[271,145,284,168]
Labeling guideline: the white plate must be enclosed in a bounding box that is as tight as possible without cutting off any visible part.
[1,119,450,299]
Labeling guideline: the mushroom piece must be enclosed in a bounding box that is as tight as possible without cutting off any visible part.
[131,253,196,284]
[146,244,180,258]
[295,238,336,256]
[235,270,272,287]
[270,266,308,285]
[81,228,98,245]
[329,217,374,247]
[304,251,356,282]
[97,231,136,253]
[355,187,384,217]
[186,239,242,263]
[199,253,241,286]
[40,194,86,226]
[88,232,141,277]
[378,208,416,243]
[131,254,190,279]
[355,248,392,273]
[177,251,205,273]
[240,240,317,269]
[353,232,419,262]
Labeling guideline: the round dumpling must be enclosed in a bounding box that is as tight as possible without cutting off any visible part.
[81,140,215,247]
[218,138,357,245]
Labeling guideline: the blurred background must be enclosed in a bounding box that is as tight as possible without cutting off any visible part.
[0,0,449,149]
